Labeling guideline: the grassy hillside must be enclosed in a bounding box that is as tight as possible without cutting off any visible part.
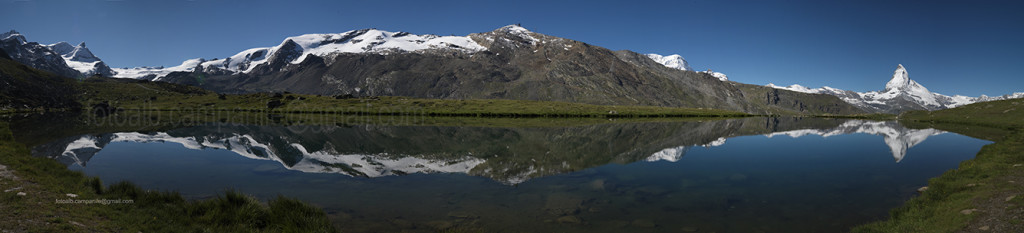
[898,98,1024,129]
[854,98,1024,232]
[76,77,754,118]
[0,55,80,111]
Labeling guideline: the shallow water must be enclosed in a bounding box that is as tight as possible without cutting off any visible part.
[28,117,990,232]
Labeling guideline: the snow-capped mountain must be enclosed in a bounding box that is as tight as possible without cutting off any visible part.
[47,41,114,77]
[1,30,81,78]
[2,26,859,115]
[768,64,1024,113]
[0,30,114,77]
[646,53,729,81]
[114,25,733,83]
[111,27,488,79]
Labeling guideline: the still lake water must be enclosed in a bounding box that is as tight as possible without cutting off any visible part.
[27,117,990,232]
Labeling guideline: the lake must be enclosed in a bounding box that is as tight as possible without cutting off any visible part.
[20,115,990,232]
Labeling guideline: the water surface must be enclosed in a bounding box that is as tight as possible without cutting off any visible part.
[26,117,990,232]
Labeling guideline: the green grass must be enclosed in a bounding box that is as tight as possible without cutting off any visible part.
[852,98,1024,232]
[898,98,1024,129]
[0,121,337,232]
[75,77,753,118]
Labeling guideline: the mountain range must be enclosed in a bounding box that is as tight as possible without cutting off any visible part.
[768,64,1024,113]
[0,26,861,115]
[4,25,1019,114]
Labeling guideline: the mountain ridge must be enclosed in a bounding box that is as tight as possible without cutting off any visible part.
[768,64,1024,113]
[0,26,864,115]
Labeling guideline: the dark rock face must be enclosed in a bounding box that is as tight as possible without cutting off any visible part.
[251,39,303,75]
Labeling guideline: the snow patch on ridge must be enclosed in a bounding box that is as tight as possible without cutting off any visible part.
[646,53,728,81]
[646,53,692,71]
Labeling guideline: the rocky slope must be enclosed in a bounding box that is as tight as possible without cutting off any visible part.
[112,25,859,115]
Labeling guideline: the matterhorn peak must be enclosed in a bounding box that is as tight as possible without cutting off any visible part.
[885,64,912,91]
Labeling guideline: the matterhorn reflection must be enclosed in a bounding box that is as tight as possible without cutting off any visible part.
[762,120,943,162]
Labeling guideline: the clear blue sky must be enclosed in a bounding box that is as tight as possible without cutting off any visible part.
[3,0,1023,96]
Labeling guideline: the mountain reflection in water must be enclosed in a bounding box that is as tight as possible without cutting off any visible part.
[39,118,941,184]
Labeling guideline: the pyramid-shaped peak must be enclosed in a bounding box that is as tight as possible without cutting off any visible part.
[885,64,911,91]
[77,42,87,47]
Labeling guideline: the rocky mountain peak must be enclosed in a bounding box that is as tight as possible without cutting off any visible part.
[885,64,912,91]
[497,24,532,34]
[48,42,75,55]
[477,24,541,46]
[66,43,100,63]
[1,30,25,44]
[1,30,81,78]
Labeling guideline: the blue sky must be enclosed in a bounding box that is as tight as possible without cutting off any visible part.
[3,0,1023,96]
